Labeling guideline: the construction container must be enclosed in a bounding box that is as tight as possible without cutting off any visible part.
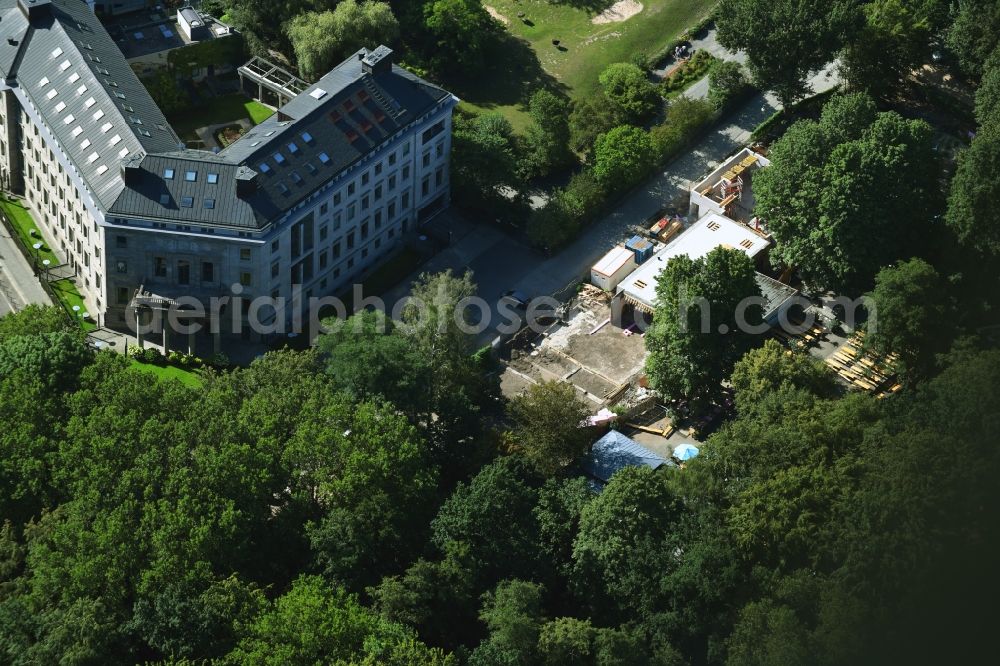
[591,245,637,291]
[625,235,654,264]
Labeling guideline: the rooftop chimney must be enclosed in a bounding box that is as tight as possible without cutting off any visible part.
[235,166,258,198]
[120,153,144,186]
[361,46,393,76]
[18,0,53,21]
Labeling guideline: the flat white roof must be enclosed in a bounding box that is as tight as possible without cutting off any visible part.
[593,245,634,276]
[617,212,771,309]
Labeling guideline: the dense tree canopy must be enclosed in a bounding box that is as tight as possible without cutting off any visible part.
[863,258,955,380]
[287,1,399,81]
[592,125,657,190]
[645,247,764,414]
[598,63,662,125]
[717,0,858,105]
[506,381,592,476]
[755,93,940,293]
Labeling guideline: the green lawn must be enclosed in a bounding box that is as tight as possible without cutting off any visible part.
[456,0,716,131]
[0,197,95,331]
[167,94,275,138]
[130,359,203,388]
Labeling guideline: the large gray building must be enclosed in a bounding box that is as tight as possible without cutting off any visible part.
[0,0,456,347]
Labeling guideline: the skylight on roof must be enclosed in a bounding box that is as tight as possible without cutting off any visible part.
[204,198,216,209]
[207,173,219,184]
[181,197,194,208]
[139,129,151,137]
[84,97,96,109]
[59,60,71,72]
[87,152,99,164]
[277,183,289,195]
[68,73,80,84]
[318,152,331,164]
[96,165,108,175]
[305,162,317,174]
[258,163,271,173]
[129,116,142,125]
[39,77,49,87]
[101,122,113,133]
[119,147,130,158]
[98,67,110,76]
[185,171,197,182]
[54,101,66,113]
[51,48,63,58]
[291,171,303,184]
[63,115,75,125]
[264,131,275,137]
[46,89,58,100]
[93,109,105,121]
[288,142,299,154]
[160,194,171,205]
[114,92,126,100]
[301,131,314,143]
[71,126,83,138]
[164,168,175,179]
[310,88,328,100]
[76,84,87,95]
[80,139,91,150]
[273,152,286,164]
[110,134,122,146]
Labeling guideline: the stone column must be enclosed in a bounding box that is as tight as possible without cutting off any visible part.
[135,310,144,349]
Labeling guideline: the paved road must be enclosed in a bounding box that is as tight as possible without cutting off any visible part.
[377,62,840,345]
[0,221,53,317]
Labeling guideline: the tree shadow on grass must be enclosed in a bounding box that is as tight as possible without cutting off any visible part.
[548,0,616,14]
[446,32,569,112]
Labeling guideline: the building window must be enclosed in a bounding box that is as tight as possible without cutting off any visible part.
[361,221,369,239]
[320,202,329,215]
[361,195,369,211]
[348,204,356,220]
[361,172,370,186]
[422,151,430,168]
[422,176,430,197]
[319,250,328,269]
[334,192,341,205]
[117,286,130,305]
[388,174,396,191]
[436,167,443,187]
[272,239,280,253]
[374,184,382,200]
[240,248,252,261]
[422,120,445,143]
[240,272,253,287]
[116,260,127,273]
[348,183,355,196]
[402,165,410,180]
[402,192,410,210]
[436,141,445,158]
[374,210,382,228]
[388,201,396,219]
[319,224,328,241]
[271,262,280,278]
[153,257,167,277]
[177,260,190,285]
[347,230,355,249]
[388,152,396,166]
[332,241,341,258]
[116,235,127,248]
[202,261,214,282]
